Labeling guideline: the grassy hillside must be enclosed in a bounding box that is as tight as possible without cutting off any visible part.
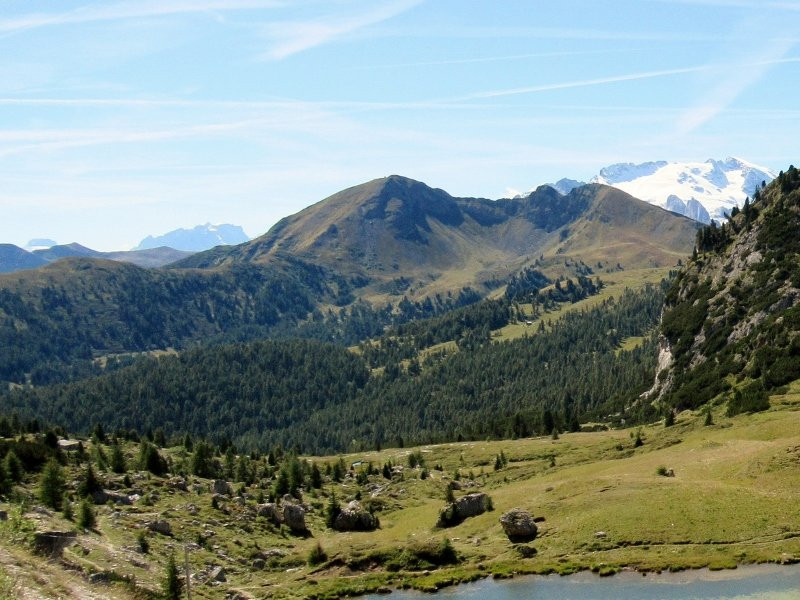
[2,384,800,599]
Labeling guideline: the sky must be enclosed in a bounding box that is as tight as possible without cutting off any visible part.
[1,0,799,250]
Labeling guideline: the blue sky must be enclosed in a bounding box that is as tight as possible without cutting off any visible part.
[1,0,798,250]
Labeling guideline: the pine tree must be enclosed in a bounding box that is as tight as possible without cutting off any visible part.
[39,458,65,510]
[77,464,102,498]
[310,463,322,489]
[110,443,126,474]
[162,553,183,600]
[325,492,341,529]
[4,450,23,483]
[191,440,215,478]
[0,460,8,495]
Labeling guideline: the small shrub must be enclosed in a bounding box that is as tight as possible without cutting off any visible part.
[136,530,149,554]
[307,542,327,566]
[656,465,669,477]
[78,499,95,530]
[61,495,73,521]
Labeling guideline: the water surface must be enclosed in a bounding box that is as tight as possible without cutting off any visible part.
[363,565,800,599]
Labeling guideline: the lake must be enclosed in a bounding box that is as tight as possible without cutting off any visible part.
[362,565,800,599]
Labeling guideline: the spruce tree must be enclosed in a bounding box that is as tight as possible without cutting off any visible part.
[110,443,126,474]
[77,464,102,498]
[39,458,65,510]
[4,450,23,483]
[78,499,95,529]
[0,460,9,495]
[162,553,183,600]
[325,492,341,528]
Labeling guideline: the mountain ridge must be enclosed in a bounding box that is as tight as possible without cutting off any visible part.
[175,175,699,298]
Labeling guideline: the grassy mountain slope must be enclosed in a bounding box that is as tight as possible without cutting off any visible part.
[176,176,698,298]
[651,166,800,412]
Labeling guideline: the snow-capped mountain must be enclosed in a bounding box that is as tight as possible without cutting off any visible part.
[590,158,775,224]
[135,223,250,252]
[545,178,586,196]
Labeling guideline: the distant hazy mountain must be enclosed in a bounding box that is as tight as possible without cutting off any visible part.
[136,223,250,252]
[24,238,57,252]
[32,243,103,262]
[0,244,47,273]
[590,157,775,224]
[13,242,192,269]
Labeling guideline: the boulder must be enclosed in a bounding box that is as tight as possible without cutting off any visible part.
[213,479,232,496]
[437,493,492,527]
[88,572,110,584]
[167,477,188,492]
[499,508,538,542]
[33,531,77,556]
[209,566,226,582]
[146,519,172,536]
[513,544,538,558]
[252,558,266,570]
[256,503,282,525]
[455,493,491,519]
[333,501,379,532]
[260,548,287,560]
[282,503,307,533]
[92,490,132,505]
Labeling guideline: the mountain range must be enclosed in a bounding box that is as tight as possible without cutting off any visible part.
[0,222,250,274]
[0,175,699,384]
[542,157,774,225]
[135,223,250,252]
[0,243,193,274]
[591,157,774,223]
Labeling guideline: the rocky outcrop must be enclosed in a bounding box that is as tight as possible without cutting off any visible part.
[33,531,76,556]
[499,508,538,542]
[333,501,379,531]
[437,493,492,527]
[146,519,172,536]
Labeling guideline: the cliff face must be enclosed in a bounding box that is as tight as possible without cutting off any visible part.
[651,166,800,411]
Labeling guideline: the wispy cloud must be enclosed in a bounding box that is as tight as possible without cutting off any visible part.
[675,39,798,135]
[349,49,624,70]
[645,0,800,10]
[0,0,284,35]
[259,0,423,60]
[454,56,800,101]
[457,65,718,100]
